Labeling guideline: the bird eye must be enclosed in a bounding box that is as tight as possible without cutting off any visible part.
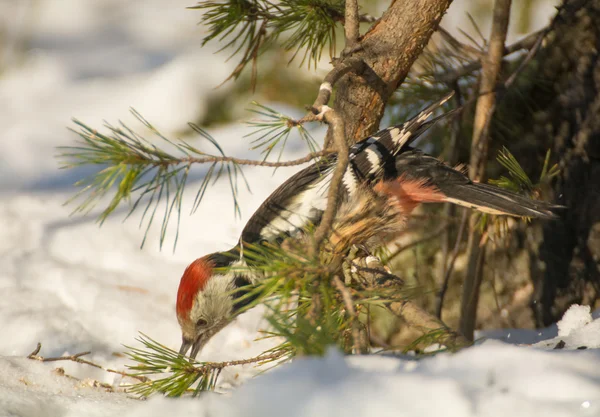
[196,318,208,328]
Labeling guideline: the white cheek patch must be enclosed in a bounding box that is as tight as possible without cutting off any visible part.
[191,273,236,327]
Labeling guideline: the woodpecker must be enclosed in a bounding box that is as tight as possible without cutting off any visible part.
[176,93,559,359]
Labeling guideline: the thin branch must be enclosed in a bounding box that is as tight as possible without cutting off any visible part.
[193,351,286,371]
[344,0,360,48]
[52,367,117,391]
[311,109,349,253]
[170,150,334,168]
[27,343,149,383]
[502,27,547,90]
[300,53,366,254]
[437,84,463,319]
[436,209,468,319]
[310,57,365,115]
[459,0,512,342]
[332,275,363,353]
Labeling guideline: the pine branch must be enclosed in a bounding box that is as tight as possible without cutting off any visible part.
[246,101,321,163]
[126,333,290,397]
[122,238,410,396]
[59,110,331,250]
[190,0,348,84]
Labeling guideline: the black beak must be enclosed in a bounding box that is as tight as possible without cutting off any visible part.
[189,336,206,360]
[179,338,192,357]
[178,335,206,360]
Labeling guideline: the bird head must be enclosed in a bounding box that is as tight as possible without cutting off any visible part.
[176,251,243,359]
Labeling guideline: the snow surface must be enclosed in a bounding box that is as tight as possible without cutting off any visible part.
[1,1,597,417]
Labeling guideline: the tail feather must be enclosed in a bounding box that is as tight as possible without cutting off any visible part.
[438,181,560,219]
[367,92,455,154]
[392,149,562,220]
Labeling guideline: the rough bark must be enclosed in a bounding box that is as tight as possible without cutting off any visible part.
[525,0,600,326]
[332,0,453,144]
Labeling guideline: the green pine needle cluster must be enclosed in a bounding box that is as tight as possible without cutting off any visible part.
[59,111,248,249]
[126,334,220,397]
[124,238,414,396]
[58,104,316,250]
[246,101,320,163]
[190,0,344,82]
[489,146,559,193]
[479,147,559,236]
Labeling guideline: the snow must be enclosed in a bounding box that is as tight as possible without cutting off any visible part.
[1,1,597,417]
[557,305,594,338]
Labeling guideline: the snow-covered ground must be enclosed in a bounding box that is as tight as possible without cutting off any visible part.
[1,1,597,416]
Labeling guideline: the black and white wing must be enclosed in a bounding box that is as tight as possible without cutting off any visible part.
[240,160,335,243]
[346,92,456,183]
[240,93,457,244]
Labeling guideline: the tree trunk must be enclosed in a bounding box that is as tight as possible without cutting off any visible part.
[526,0,600,326]
[333,0,453,144]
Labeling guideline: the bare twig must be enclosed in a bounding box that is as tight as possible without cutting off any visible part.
[133,150,335,169]
[332,275,364,353]
[27,343,149,383]
[459,0,512,341]
[437,85,464,319]
[302,56,363,254]
[502,27,547,90]
[311,109,349,253]
[310,57,365,118]
[436,209,468,319]
[194,351,287,371]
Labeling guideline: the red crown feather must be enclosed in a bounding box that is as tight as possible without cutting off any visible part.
[176,257,214,321]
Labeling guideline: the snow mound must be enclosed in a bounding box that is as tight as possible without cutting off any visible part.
[558,305,593,337]
[533,305,600,351]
